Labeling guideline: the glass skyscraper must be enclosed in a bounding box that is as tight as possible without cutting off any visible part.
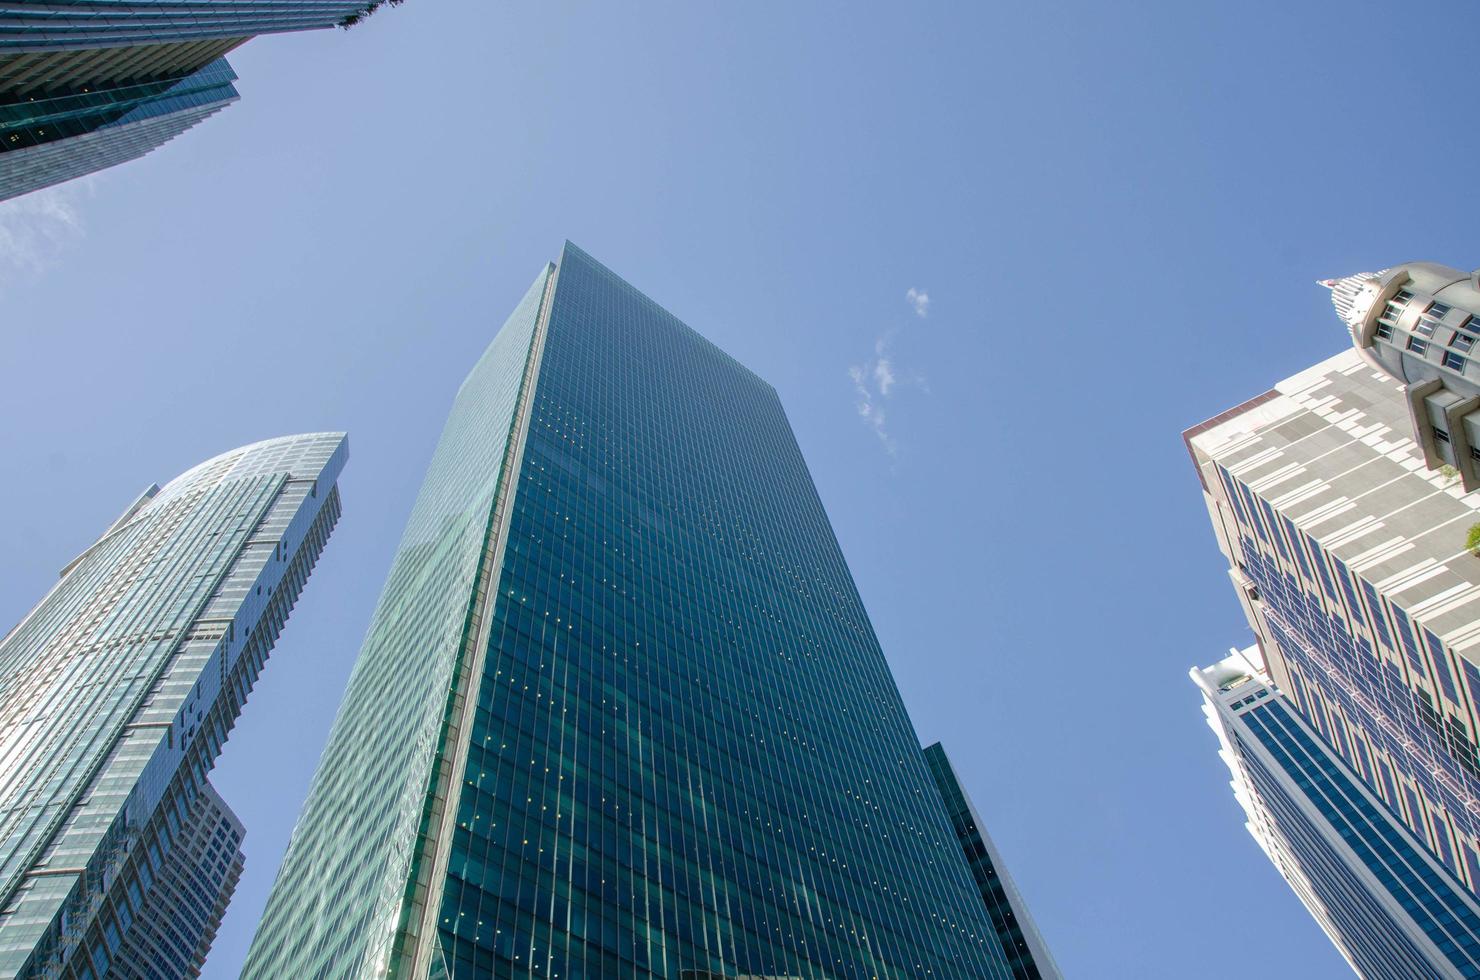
[245,243,1026,979]
[1187,261,1480,975]
[0,58,238,202]
[924,744,1060,980]
[0,0,377,200]
[0,433,347,980]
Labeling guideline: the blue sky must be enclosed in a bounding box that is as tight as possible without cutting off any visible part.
[5,1,1480,976]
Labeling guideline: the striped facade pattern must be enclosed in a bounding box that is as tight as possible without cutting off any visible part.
[111,782,244,979]
[0,0,373,198]
[1196,657,1480,979]
[1188,348,1480,949]
[245,244,1012,979]
[0,57,236,203]
[924,744,1060,980]
[0,0,369,55]
[0,434,346,980]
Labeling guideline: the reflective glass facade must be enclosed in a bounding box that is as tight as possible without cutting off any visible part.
[0,0,371,54]
[246,243,1010,979]
[0,0,373,198]
[0,58,237,203]
[0,433,346,980]
[924,744,1060,980]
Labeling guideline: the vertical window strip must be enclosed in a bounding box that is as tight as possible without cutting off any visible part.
[1331,557,1371,642]
[1353,737,1374,783]
[1464,661,1480,730]
[1433,813,1458,873]
[1424,629,1460,707]
[1260,498,1291,562]
[1290,671,1312,717]
[1238,481,1270,544]
[1405,786,1427,839]
[1283,516,1313,581]
[1217,465,1251,529]
[1361,582,1394,652]
[1308,535,1339,604]
[1331,712,1352,764]
[1390,606,1427,679]
[1379,759,1400,810]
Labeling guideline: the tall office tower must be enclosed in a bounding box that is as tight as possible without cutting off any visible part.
[0,0,377,201]
[1194,648,1480,978]
[0,433,347,980]
[1186,261,1480,974]
[923,743,1061,980]
[0,59,239,202]
[245,243,1019,979]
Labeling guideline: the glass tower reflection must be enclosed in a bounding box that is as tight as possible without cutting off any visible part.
[246,244,1015,979]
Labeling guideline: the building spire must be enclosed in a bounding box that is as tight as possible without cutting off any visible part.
[1321,269,1388,328]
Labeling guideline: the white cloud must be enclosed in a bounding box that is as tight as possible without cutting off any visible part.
[873,336,896,395]
[0,180,95,291]
[848,289,936,457]
[849,362,896,456]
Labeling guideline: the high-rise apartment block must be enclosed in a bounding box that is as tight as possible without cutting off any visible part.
[110,781,245,980]
[1195,648,1480,978]
[0,433,346,980]
[924,743,1061,980]
[245,243,1039,979]
[1188,262,1480,976]
[0,0,376,200]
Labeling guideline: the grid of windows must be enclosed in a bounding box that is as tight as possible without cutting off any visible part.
[0,0,375,198]
[924,744,1057,980]
[1239,699,1480,977]
[1415,303,1451,339]
[244,271,552,980]
[0,0,373,52]
[0,58,237,153]
[0,434,346,980]
[1211,457,1480,897]
[111,782,245,980]
[1380,290,1414,326]
[0,58,237,202]
[434,244,1006,978]
[246,244,1010,980]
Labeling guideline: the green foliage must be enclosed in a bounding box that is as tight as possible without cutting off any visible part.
[1467,522,1480,556]
[340,0,402,28]
[1442,464,1460,481]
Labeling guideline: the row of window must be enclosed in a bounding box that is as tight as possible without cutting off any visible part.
[1216,459,1480,882]
[1378,290,1476,373]
[1419,426,1480,463]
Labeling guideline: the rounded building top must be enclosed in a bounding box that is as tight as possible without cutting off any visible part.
[1321,262,1480,488]
[1322,262,1480,394]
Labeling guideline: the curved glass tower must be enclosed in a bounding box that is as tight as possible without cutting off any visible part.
[245,244,1015,979]
[0,433,347,980]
